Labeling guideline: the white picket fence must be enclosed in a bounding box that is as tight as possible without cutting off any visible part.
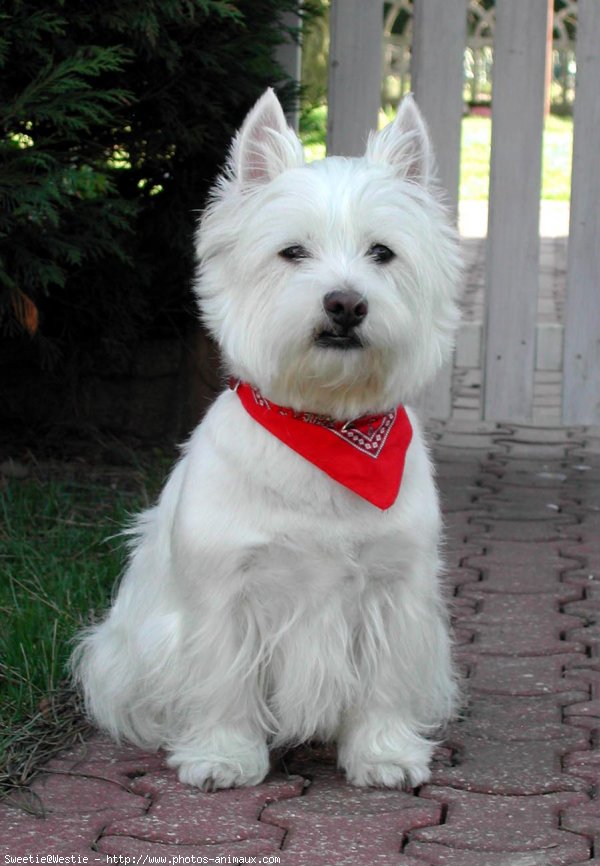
[280,0,600,425]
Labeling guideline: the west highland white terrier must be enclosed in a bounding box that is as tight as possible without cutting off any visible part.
[73,89,462,791]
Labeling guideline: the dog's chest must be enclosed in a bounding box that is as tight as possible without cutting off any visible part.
[242,521,404,607]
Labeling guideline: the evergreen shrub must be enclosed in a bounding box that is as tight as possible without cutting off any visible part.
[0,0,319,388]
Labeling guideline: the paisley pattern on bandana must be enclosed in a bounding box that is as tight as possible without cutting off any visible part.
[232,380,413,510]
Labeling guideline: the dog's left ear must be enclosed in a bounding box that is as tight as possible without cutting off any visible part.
[366,94,433,186]
[232,88,304,186]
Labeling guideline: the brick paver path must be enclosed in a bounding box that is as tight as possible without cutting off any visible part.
[1,422,599,864]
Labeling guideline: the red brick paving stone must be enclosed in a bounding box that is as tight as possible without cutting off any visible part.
[563,665,600,697]
[435,419,513,436]
[448,693,589,747]
[563,572,600,592]
[25,768,148,815]
[452,625,474,647]
[99,828,284,859]
[470,536,581,559]
[563,750,600,786]
[564,511,600,535]
[569,495,600,513]
[462,653,586,696]
[435,433,507,451]
[481,466,571,487]
[272,817,439,866]
[495,428,585,445]
[404,846,586,865]
[102,770,305,846]
[443,510,486,544]
[405,788,590,858]
[568,565,600,583]
[561,796,600,849]
[450,593,478,614]
[563,597,600,620]
[564,698,600,730]
[462,543,582,595]
[476,483,574,503]
[463,572,582,600]
[460,593,585,655]
[432,456,486,474]
[435,473,487,491]
[44,733,166,771]
[444,546,486,570]
[565,623,600,653]
[435,447,494,463]
[0,735,164,860]
[430,737,587,794]
[485,454,573,469]
[561,539,600,576]
[472,496,575,521]
[438,489,486,513]
[260,768,443,866]
[276,848,433,865]
[0,806,123,858]
[40,750,165,803]
[442,508,482,536]
[496,443,580,461]
[468,517,577,542]
[41,757,164,794]
[444,566,481,593]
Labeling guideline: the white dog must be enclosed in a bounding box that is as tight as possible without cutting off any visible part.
[73,90,462,791]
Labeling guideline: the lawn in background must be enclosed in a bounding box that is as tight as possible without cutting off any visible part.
[460,113,573,201]
[0,458,169,769]
[301,108,573,202]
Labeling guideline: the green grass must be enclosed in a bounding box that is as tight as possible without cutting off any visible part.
[460,114,573,201]
[540,114,574,201]
[0,459,169,770]
[300,107,573,202]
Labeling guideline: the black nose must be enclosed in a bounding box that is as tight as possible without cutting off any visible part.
[323,290,368,332]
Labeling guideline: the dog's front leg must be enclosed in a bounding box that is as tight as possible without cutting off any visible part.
[164,589,270,791]
[337,564,458,789]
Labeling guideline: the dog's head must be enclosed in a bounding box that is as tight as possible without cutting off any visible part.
[195,89,461,419]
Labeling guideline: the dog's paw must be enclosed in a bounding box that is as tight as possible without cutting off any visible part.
[343,757,431,789]
[168,741,269,790]
[338,716,434,790]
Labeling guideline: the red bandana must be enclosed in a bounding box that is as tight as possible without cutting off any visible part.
[232,380,413,510]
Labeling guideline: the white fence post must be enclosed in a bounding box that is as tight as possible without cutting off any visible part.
[562,0,600,425]
[276,8,303,131]
[483,0,549,421]
[327,0,383,156]
[412,0,467,419]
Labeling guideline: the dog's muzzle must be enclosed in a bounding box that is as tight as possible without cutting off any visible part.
[316,290,368,349]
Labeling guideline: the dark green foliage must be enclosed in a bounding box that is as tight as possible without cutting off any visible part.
[0,9,136,354]
[1,0,320,377]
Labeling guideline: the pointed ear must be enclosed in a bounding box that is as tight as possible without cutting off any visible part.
[366,94,434,186]
[232,88,304,186]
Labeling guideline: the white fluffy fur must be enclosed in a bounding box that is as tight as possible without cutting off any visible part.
[72,89,462,791]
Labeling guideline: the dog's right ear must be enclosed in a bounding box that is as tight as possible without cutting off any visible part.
[232,88,304,187]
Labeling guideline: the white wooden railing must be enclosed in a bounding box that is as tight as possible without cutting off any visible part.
[279,0,600,424]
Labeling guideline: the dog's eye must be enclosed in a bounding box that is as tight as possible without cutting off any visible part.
[368,243,395,264]
[278,245,310,262]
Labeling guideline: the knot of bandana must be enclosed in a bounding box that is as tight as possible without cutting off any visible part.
[231,379,413,510]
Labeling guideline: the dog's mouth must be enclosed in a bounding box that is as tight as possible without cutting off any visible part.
[314,330,364,350]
